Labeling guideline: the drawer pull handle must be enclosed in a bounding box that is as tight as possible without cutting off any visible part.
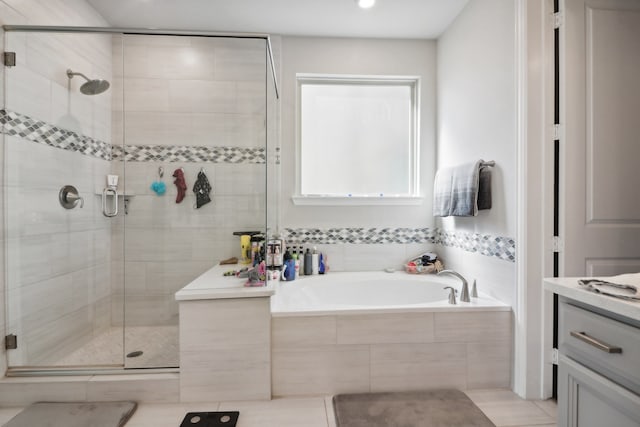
[570,331,622,354]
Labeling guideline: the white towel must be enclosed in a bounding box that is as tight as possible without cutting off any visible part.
[433,160,492,217]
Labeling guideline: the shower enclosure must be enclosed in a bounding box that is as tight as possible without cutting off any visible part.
[2,27,279,372]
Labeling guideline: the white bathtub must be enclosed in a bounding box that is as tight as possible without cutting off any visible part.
[270,271,509,316]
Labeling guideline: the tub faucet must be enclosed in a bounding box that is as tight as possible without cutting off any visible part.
[437,270,470,302]
[443,286,457,304]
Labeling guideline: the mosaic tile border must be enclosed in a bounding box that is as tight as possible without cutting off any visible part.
[283,227,516,262]
[112,144,266,164]
[438,229,516,262]
[284,227,438,245]
[1,109,111,161]
[1,109,266,164]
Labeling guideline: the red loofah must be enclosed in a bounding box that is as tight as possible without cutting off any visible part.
[173,168,187,203]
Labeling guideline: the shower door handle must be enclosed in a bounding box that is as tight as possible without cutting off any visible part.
[102,187,118,217]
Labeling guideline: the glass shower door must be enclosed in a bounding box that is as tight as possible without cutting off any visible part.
[119,34,269,368]
[3,30,125,369]
[3,29,274,371]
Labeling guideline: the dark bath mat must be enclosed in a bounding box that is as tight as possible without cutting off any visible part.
[3,401,137,427]
[333,389,495,427]
[179,411,239,427]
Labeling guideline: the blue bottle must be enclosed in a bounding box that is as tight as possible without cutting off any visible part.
[285,258,296,281]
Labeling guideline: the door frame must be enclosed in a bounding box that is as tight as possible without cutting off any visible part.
[514,0,557,399]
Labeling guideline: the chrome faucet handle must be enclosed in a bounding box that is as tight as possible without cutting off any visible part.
[437,269,470,302]
[59,185,84,209]
[444,286,457,305]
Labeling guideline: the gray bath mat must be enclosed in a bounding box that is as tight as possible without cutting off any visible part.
[333,389,495,427]
[3,401,137,427]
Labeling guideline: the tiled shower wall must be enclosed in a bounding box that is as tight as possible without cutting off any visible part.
[110,35,269,326]
[0,0,112,366]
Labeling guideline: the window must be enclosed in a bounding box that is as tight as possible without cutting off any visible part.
[294,74,421,205]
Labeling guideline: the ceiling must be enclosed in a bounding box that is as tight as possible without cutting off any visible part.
[87,0,469,39]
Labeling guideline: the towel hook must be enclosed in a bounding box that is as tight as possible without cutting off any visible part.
[158,166,164,178]
[480,160,495,167]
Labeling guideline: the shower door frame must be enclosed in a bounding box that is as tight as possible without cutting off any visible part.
[2,26,279,99]
[2,25,279,376]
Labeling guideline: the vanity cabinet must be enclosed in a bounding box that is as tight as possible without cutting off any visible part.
[557,297,640,427]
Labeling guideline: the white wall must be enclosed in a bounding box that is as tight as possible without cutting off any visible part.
[436,0,517,306]
[279,37,437,270]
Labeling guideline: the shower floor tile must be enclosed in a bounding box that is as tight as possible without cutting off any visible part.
[55,326,179,369]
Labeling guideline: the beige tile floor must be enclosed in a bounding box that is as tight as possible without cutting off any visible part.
[0,388,556,427]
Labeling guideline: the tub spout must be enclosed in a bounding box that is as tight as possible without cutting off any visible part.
[437,270,470,302]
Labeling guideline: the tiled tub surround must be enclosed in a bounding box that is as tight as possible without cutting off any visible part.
[272,310,512,397]
[176,266,275,402]
[270,272,512,397]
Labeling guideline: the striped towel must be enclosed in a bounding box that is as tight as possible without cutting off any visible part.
[578,273,640,301]
[433,160,492,217]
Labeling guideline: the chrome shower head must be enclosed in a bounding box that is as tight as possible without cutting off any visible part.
[66,69,110,95]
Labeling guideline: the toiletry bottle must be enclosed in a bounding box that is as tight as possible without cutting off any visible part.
[304,248,313,276]
[292,248,300,278]
[253,247,262,266]
[282,248,293,281]
[267,244,274,268]
[298,246,305,276]
[319,253,325,274]
[274,245,282,268]
[285,258,296,281]
[311,246,319,275]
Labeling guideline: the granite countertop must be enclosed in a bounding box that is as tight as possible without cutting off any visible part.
[175,263,275,301]
[544,276,640,322]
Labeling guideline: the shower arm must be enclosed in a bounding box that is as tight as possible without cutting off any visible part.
[66,69,91,82]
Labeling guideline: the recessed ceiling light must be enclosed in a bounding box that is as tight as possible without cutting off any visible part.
[356,0,375,9]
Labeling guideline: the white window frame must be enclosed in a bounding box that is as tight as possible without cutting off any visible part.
[292,73,422,206]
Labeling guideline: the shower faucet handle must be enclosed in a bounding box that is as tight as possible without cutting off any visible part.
[59,185,84,209]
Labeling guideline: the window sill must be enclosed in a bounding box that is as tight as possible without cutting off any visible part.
[291,195,424,206]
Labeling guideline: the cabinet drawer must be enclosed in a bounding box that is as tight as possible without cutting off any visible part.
[559,301,640,393]
[558,354,640,427]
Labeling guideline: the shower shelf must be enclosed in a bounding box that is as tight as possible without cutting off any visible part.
[93,191,136,197]
[94,191,135,215]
